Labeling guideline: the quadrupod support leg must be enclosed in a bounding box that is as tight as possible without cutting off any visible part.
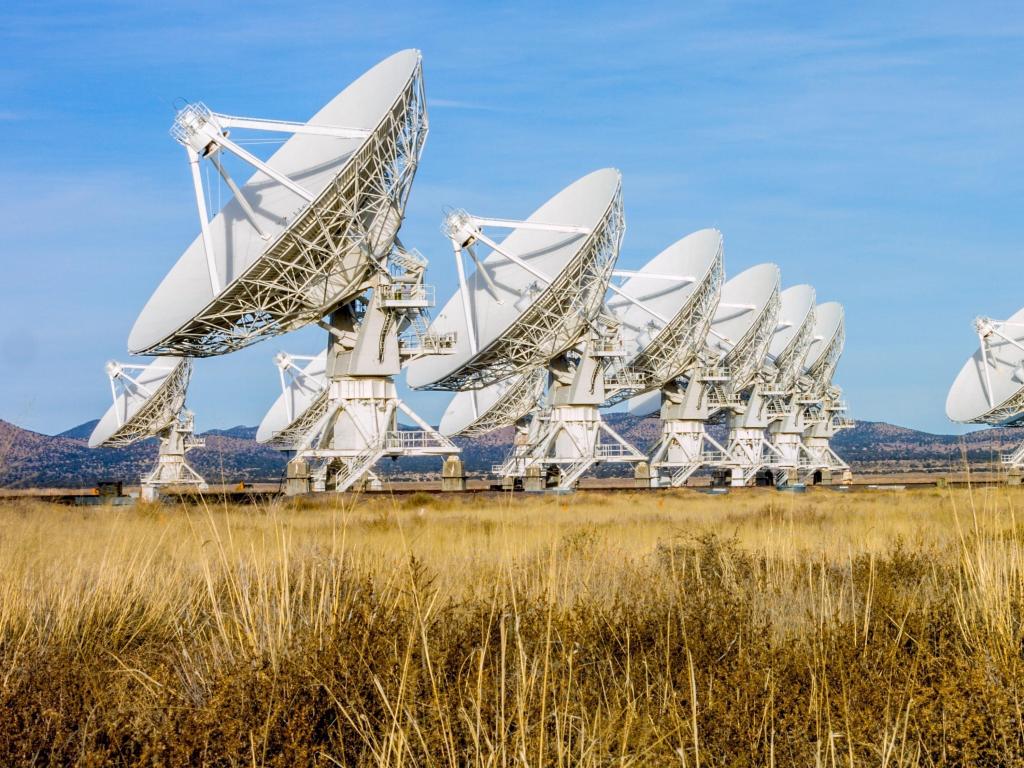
[140,413,208,501]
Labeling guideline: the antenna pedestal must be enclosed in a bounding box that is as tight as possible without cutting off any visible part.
[648,372,733,487]
[495,343,644,491]
[800,395,853,484]
[767,396,816,484]
[283,252,461,494]
[141,413,208,501]
[298,377,457,493]
[497,404,644,491]
[722,386,794,487]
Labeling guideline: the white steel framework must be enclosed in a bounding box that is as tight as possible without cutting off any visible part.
[604,243,725,406]
[494,318,646,490]
[723,299,817,487]
[433,186,644,490]
[966,317,1024,474]
[801,389,854,483]
[267,245,460,493]
[141,60,428,356]
[98,360,207,499]
[650,280,781,487]
[423,185,624,390]
[961,317,1024,425]
[455,369,547,438]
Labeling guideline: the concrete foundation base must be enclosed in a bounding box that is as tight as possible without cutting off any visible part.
[524,467,545,493]
[285,458,311,496]
[633,462,651,489]
[441,456,467,492]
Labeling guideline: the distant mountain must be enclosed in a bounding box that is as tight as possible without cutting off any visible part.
[202,425,259,440]
[56,420,100,440]
[0,416,1016,489]
[0,420,286,490]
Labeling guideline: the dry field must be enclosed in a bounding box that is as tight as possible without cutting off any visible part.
[1,485,1023,766]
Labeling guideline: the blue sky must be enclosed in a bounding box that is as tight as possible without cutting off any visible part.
[2,1,1023,435]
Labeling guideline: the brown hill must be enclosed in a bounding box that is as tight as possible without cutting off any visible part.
[0,416,1017,489]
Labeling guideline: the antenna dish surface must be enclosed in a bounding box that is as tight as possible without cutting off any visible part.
[256,351,328,446]
[89,358,191,448]
[608,228,724,392]
[129,50,425,356]
[406,169,623,390]
[768,284,816,385]
[439,368,546,437]
[802,301,844,391]
[706,263,781,390]
[947,306,1024,425]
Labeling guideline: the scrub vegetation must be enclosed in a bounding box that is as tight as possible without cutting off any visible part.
[1,485,1023,766]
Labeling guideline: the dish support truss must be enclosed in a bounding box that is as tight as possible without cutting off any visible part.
[799,389,854,484]
[649,287,782,487]
[144,61,427,356]
[602,246,724,408]
[721,303,818,487]
[271,246,460,493]
[423,187,623,390]
[962,316,1024,425]
[493,324,646,491]
[100,360,207,500]
[455,368,547,438]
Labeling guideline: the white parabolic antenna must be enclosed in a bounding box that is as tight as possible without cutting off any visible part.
[707,263,781,390]
[803,301,845,393]
[129,50,427,357]
[407,169,624,391]
[767,284,816,387]
[624,262,781,418]
[256,351,328,447]
[439,368,547,437]
[89,358,191,448]
[89,357,207,498]
[606,228,724,396]
[947,307,1024,425]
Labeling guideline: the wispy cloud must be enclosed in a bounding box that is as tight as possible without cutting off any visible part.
[429,98,505,112]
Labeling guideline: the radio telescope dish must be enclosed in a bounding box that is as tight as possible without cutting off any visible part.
[256,351,328,447]
[88,357,207,499]
[707,263,781,390]
[89,358,191,448]
[129,50,428,357]
[439,368,546,437]
[606,228,724,397]
[803,301,845,393]
[947,307,1024,425]
[767,284,816,388]
[407,168,624,391]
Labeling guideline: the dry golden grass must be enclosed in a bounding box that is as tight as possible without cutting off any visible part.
[1,485,1023,766]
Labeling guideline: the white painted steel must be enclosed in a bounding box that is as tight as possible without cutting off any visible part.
[256,351,328,447]
[439,369,547,437]
[947,306,1024,425]
[406,169,623,390]
[89,358,190,448]
[767,284,816,387]
[803,302,845,396]
[605,228,724,400]
[707,263,781,390]
[130,50,427,356]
